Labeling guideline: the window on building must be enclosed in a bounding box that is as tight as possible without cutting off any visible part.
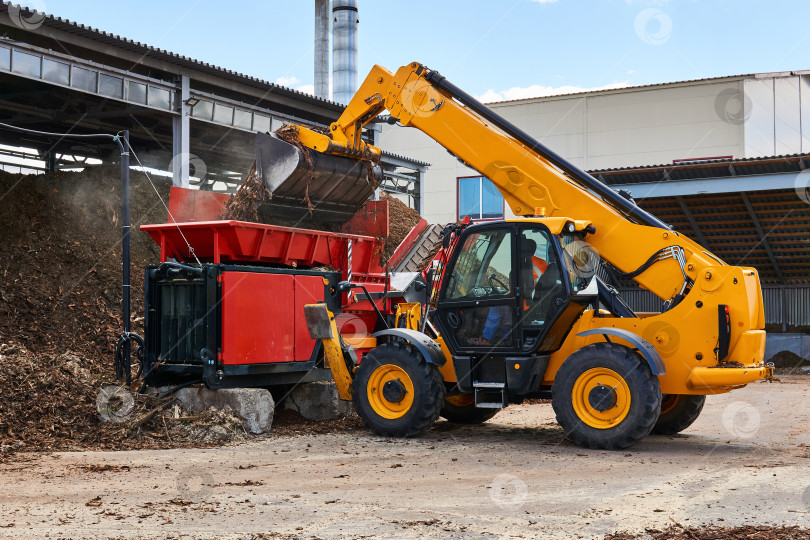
[458,176,504,221]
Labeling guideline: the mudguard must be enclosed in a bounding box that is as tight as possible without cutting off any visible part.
[371,328,447,367]
[577,328,666,376]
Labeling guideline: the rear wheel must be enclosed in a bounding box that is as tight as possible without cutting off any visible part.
[353,341,445,437]
[440,394,499,424]
[552,343,661,450]
[652,394,705,435]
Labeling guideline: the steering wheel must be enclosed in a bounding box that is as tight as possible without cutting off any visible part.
[488,273,508,294]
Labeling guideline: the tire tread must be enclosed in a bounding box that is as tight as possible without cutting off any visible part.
[652,394,705,435]
[552,343,661,450]
[353,341,445,438]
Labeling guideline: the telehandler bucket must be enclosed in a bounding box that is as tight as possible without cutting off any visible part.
[255,131,381,224]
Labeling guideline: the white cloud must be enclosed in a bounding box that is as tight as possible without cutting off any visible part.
[529,0,558,3]
[476,82,630,103]
[275,76,300,87]
[296,84,315,96]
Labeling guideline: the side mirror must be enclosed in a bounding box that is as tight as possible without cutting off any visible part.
[337,281,353,293]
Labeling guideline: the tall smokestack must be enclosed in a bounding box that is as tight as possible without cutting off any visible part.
[314,0,330,100]
[332,0,358,104]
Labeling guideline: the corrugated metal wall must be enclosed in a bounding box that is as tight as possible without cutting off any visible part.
[761,287,810,326]
[617,286,810,325]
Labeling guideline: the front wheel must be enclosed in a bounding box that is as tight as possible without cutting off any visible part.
[440,394,499,424]
[552,343,661,450]
[353,341,445,437]
[652,394,705,435]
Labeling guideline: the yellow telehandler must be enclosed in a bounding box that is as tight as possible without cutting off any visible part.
[264,62,773,449]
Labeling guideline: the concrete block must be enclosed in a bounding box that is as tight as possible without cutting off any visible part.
[765,333,810,361]
[285,381,354,421]
[174,387,275,434]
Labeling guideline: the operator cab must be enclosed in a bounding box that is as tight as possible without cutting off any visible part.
[432,219,598,401]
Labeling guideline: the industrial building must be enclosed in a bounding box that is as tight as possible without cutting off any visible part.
[379,72,810,325]
[0,1,425,201]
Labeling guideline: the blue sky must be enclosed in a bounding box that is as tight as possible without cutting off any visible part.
[22,0,810,102]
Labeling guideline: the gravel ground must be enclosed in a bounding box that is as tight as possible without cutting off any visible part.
[1,376,809,539]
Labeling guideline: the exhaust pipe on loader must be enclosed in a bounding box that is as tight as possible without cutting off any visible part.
[254,132,382,224]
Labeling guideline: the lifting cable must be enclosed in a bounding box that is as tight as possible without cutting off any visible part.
[120,136,201,265]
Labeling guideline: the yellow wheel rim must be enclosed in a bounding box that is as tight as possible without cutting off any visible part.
[571,367,631,429]
[446,394,474,407]
[660,394,679,415]
[367,364,415,420]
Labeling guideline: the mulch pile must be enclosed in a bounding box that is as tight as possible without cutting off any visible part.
[769,350,810,374]
[0,166,258,456]
[606,525,810,539]
[380,191,423,264]
[382,191,423,246]
[0,165,344,458]
[0,166,165,360]
[0,342,250,458]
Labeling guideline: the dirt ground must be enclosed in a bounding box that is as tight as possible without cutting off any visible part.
[1,376,808,539]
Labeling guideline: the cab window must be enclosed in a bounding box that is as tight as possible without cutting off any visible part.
[443,229,512,301]
[519,228,563,328]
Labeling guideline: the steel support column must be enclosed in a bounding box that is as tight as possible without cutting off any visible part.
[740,192,785,283]
[676,196,709,247]
[415,167,424,215]
[172,75,190,188]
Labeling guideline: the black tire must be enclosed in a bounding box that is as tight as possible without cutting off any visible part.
[552,343,661,450]
[652,394,705,435]
[440,394,499,424]
[353,341,445,437]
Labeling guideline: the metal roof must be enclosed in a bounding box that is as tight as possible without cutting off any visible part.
[0,2,344,113]
[591,154,810,185]
[381,150,430,168]
[485,71,810,106]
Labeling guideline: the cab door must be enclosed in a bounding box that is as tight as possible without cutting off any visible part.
[434,224,518,354]
[517,224,598,353]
